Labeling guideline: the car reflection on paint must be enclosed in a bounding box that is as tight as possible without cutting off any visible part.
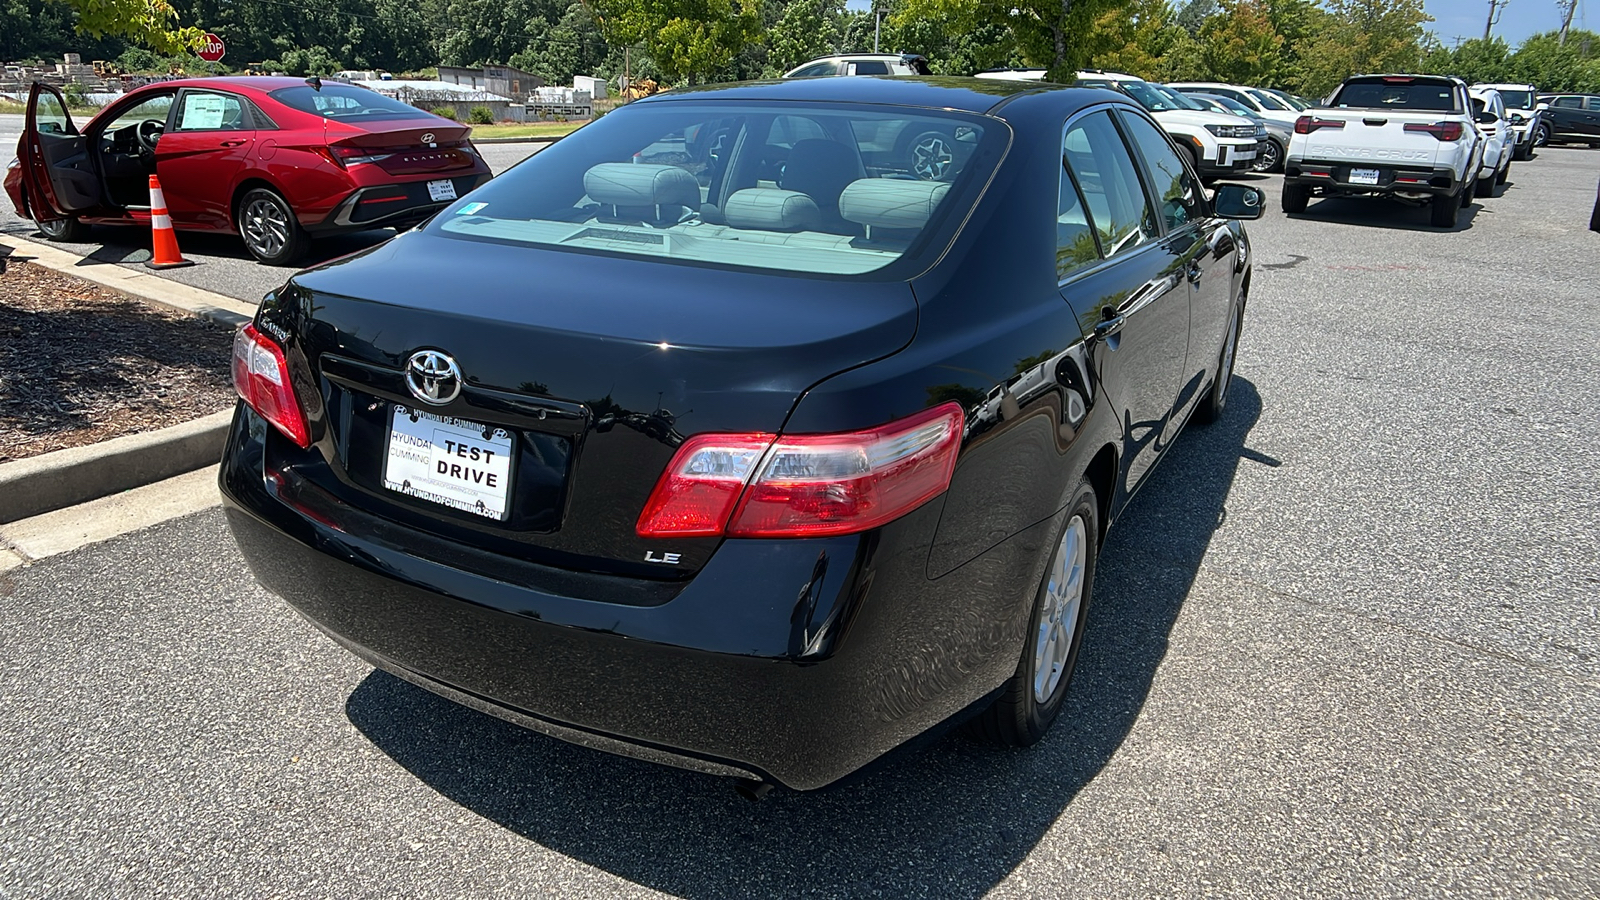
[219,75,1262,794]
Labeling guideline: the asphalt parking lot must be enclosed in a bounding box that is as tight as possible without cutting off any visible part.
[1,136,1597,897]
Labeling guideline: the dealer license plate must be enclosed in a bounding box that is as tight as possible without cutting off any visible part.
[382,406,513,520]
[427,179,458,202]
[1349,168,1381,185]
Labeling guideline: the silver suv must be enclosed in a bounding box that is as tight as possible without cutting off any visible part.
[784,54,932,78]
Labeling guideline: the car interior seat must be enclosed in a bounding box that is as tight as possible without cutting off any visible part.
[780,139,864,234]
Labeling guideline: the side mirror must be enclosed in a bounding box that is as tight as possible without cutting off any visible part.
[1212,184,1264,220]
[1536,102,1550,111]
[1477,111,1498,125]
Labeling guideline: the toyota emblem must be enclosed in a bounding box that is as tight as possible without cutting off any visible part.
[421,132,435,144]
[405,350,462,405]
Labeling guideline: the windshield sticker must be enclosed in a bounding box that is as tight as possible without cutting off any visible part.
[456,202,488,215]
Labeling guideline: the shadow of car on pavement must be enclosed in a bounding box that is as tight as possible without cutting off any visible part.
[343,379,1269,898]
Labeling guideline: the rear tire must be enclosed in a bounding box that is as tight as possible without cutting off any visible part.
[1495,157,1510,185]
[1474,172,1495,197]
[1431,191,1460,228]
[1252,139,1283,173]
[238,187,307,266]
[968,482,1098,748]
[37,215,90,242]
[1282,182,1310,213]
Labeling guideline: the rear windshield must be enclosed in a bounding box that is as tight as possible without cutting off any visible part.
[1331,78,1460,113]
[428,101,1006,277]
[1497,89,1534,109]
[268,84,431,120]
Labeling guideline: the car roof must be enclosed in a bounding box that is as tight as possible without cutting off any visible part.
[129,75,320,94]
[638,76,1072,115]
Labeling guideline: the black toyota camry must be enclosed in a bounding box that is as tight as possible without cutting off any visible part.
[221,76,1261,793]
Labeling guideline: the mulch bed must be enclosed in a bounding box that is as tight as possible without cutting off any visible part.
[0,261,236,464]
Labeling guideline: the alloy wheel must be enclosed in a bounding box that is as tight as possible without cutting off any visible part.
[243,196,290,259]
[1033,514,1087,704]
[910,133,954,181]
[1252,141,1281,172]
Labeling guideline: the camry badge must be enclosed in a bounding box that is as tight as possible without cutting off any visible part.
[404,350,463,405]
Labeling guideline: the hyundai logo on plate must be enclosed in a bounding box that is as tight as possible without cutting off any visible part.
[405,350,463,405]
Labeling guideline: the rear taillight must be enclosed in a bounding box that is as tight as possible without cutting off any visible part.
[232,324,309,448]
[317,145,392,168]
[1295,116,1345,134]
[636,403,964,539]
[1403,121,1464,141]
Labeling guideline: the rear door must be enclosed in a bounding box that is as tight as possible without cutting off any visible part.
[1116,108,1234,434]
[1058,108,1189,491]
[19,82,111,219]
[155,88,258,228]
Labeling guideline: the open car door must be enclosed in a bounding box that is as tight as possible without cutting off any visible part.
[20,82,110,222]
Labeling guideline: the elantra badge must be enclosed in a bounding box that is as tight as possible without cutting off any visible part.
[405,350,463,405]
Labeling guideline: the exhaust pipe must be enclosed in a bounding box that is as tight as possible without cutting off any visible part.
[734,778,773,802]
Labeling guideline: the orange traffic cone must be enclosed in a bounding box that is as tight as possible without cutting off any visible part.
[144,175,194,269]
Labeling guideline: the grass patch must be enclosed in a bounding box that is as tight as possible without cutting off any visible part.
[467,121,587,140]
[0,97,101,117]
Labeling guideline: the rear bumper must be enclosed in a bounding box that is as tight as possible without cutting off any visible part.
[1284,160,1462,197]
[315,171,492,234]
[219,407,1042,790]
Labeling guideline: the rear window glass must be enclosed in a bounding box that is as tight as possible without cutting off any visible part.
[1496,90,1533,108]
[1332,78,1459,112]
[428,101,1005,277]
[268,84,430,119]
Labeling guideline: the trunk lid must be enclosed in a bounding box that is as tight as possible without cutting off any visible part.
[264,230,918,579]
[323,119,477,176]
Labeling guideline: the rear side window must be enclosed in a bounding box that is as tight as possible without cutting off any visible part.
[174,91,248,131]
[1332,78,1460,112]
[430,101,1005,277]
[268,84,430,120]
[1057,110,1153,278]
[1586,97,1600,111]
[850,60,890,75]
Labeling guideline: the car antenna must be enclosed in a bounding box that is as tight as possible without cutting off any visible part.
[306,75,321,91]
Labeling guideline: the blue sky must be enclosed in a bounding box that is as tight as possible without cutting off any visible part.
[1425,0,1574,47]
[842,1,1576,48]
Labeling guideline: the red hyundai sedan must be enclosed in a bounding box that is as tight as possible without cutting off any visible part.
[5,77,492,264]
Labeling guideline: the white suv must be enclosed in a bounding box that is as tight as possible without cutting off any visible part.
[975,69,1259,178]
[784,54,931,78]
[1472,82,1543,159]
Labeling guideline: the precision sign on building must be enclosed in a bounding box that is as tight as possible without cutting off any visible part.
[198,33,226,63]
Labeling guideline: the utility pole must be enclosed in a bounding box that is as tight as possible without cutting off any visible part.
[1559,0,1579,45]
[1483,0,1507,41]
[873,0,882,53]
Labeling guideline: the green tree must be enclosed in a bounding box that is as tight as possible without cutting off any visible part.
[1084,0,1186,79]
[584,0,762,85]
[764,0,840,75]
[1508,29,1600,93]
[891,0,1129,81]
[1297,0,1430,96]
[1194,0,1284,84]
[63,0,203,54]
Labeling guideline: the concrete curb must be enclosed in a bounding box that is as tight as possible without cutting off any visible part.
[0,410,235,524]
[471,133,570,145]
[0,232,259,327]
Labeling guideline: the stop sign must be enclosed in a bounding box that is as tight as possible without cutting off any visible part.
[197,32,226,62]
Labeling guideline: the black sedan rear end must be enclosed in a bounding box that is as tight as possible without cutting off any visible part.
[222,77,1258,790]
